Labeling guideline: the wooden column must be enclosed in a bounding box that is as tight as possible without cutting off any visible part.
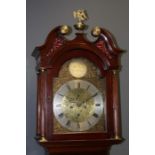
[36,72,41,138]
[38,68,48,142]
[112,70,122,139]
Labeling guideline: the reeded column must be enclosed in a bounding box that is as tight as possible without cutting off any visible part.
[112,70,122,139]
[38,68,47,142]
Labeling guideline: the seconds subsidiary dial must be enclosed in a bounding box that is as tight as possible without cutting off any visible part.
[53,80,104,132]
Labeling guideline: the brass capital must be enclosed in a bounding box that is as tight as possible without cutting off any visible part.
[40,67,45,72]
[113,70,119,75]
[114,135,122,140]
[39,136,47,142]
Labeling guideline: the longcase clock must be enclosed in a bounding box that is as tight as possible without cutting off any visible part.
[32,10,124,155]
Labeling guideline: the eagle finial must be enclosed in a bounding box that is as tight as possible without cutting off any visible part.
[73,9,88,31]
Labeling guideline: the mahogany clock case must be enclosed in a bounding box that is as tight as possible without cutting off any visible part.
[27,1,129,155]
[32,24,125,154]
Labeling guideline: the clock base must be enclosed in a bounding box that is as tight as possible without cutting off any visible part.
[39,139,123,155]
[49,150,109,155]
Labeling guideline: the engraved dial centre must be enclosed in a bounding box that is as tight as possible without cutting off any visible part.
[62,88,95,122]
[53,80,104,132]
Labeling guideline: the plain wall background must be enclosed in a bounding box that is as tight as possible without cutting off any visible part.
[26,0,129,155]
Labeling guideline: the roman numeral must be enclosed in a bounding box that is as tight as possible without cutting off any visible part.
[87,121,91,126]
[92,92,98,98]
[93,113,99,118]
[58,93,64,97]
[77,122,80,129]
[58,113,64,118]
[66,85,71,91]
[56,104,61,107]
[86,85,90,90]
[95,103,101,106]
[66,120,71,126]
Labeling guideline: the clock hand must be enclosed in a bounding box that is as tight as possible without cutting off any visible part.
[58,93,73,101]
[83,92,98,103]
[65,96,74,102]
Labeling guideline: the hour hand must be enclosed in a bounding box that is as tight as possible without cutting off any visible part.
[83,92,98,103]
[59,94,73,101]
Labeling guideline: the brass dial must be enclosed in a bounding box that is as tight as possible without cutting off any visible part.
[53,80,104,132]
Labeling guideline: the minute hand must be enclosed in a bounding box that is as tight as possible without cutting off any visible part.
[83,92,98,103]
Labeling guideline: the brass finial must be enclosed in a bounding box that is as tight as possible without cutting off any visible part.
[60,25,71,35]
[73,9,88,31]
[91,26,101,37]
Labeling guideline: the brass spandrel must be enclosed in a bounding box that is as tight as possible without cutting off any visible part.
[58,58,102,79]
[53,114,105,134]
